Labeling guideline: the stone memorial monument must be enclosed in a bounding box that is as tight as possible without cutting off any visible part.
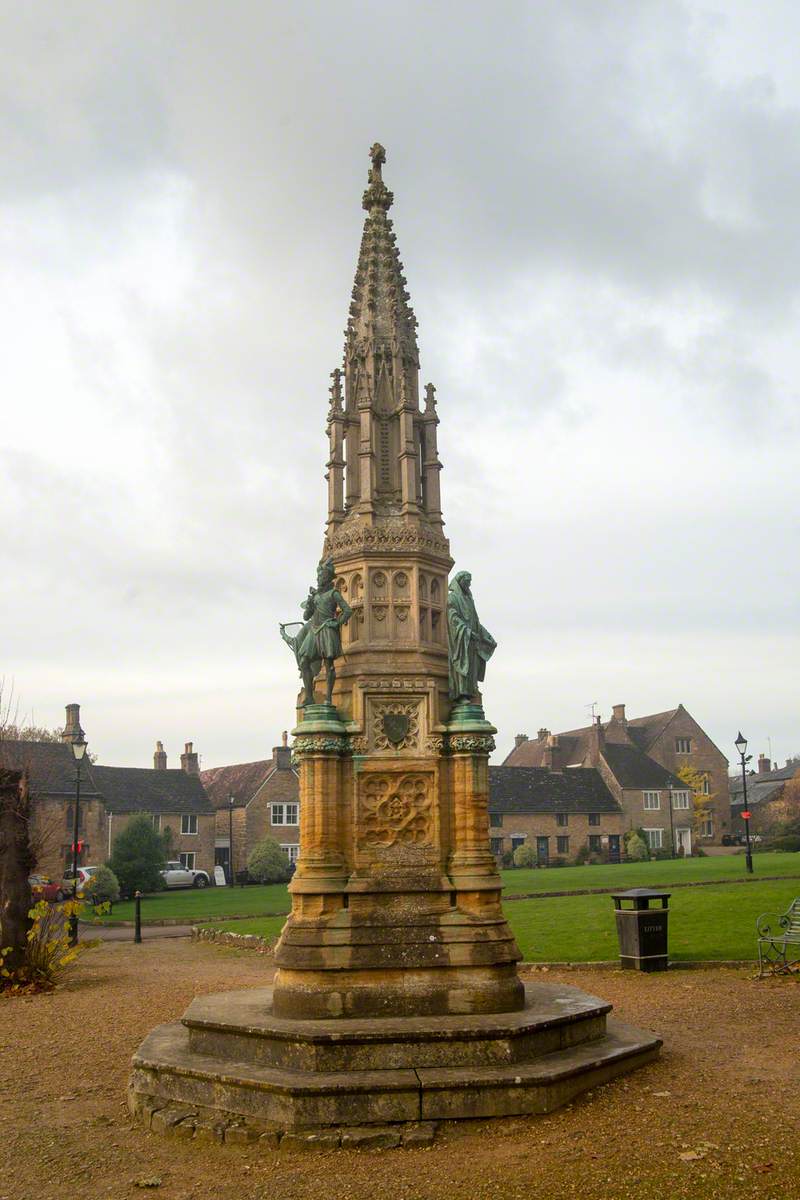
[129,146,660,1144]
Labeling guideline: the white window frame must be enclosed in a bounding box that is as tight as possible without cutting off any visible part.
[702,776,710,795]
[643,828,663,850]
[671,790,690,810]
[643,791,661,810]
[272,803,299,826]
[700,818,714,838]
[181,813,198,835]
[280,843,300,863]
[179,852,196,870]
[151,814,162,832]
[675,737,692,754]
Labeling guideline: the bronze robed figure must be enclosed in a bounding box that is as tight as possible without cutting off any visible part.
[280,558,352,706]
[447,570,496,701]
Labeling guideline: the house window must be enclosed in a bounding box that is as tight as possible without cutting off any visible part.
[280,844,300,863]
[672,791,689,810]
[511,836,526,851]
[588,813,601,827]
[489,812,503,828]
[644,828,663,850]
[588,835,602,853]
[702,775,710,795]
[557,836,570,855]
[490,837,503,856]
[181,814,198,835]
[152,814,162,831]
[675,737,692,753]
[643,791,661,810]
[65,805,85,831]
[700,818,714,838]
[272,803,299,826]
[556,812,568,827]
[179,852,196,869]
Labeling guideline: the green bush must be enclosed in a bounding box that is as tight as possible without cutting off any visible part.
[247,837,294,884]
[626,832,649,861]
[767,834,800,853]
[108,815,168,897]
[574,845,590,866]
[86,865,120,907]
[500,849,514,869]
[512,843,537,869]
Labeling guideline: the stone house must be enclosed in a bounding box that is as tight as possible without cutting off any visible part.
[488,766,624,864]
[729,756,800,838]
[200,735,300,879]
[504,702,727,853]
[1,705,215,879]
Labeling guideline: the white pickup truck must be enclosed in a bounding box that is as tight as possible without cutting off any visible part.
[160,861,211,889]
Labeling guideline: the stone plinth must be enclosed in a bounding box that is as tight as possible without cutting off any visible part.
[129,982,661,1135]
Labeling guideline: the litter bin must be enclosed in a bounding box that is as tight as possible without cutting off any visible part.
[611,888,670,972]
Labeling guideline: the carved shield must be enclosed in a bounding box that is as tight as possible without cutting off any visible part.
[382,713,410,746]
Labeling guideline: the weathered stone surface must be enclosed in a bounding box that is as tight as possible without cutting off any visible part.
[401,1122,437,1148]
[258,1130,281,1150]
[224,1124,261,1145]
[280,1129,341,1154]
[194,1118,227,1143]
[340,1125,401,1150]
[150,1106,196,1135]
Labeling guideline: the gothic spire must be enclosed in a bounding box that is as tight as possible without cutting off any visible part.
[346,143,418,357]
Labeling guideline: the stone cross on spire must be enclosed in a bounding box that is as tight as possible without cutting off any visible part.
[362,142,393,214]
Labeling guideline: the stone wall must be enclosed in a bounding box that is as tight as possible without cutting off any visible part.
[646,712,730,844]
[488,809,623,862]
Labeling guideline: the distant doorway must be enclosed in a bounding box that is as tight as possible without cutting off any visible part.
[536,836,549,866]
[675,828,692,857]
[608,835,621,863]
[215,846,231,883]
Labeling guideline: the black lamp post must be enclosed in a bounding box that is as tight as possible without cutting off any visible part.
[734,731,754,875]
[68,733,88,946]
[666,782,676,859]
[228,794,235,886]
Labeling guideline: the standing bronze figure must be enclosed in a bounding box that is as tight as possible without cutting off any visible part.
[447,570,497,701]
[280,559,352,706]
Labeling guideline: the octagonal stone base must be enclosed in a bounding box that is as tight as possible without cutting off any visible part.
[129,982,661,1139]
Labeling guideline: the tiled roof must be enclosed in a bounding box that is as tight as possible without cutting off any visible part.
[729,763,799,806]
[200,760,274,809]
[90,765,213,815]
[489,767,621,814]
[625,709,679,750]
[0,740,101,797]
[600,744,685,790]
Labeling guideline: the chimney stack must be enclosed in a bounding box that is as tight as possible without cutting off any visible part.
[757,754,771,775]
[61,703,84,744]
[273,732,292,770]
[612,703,626,724]
[154,740,167,770]
[180,741,199,775]
[588,715,605,763]
[542,734,561,771]
[536,728,549,742]
[514,733,529,748]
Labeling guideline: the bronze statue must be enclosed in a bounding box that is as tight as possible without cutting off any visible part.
[447,570,496,702]
[280,559,352,706]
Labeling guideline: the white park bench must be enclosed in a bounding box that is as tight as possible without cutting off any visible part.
[756,898,800,977]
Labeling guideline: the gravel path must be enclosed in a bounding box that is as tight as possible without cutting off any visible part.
[0,939,797,1200]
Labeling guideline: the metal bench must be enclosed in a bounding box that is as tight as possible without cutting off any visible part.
[756,898,800,977]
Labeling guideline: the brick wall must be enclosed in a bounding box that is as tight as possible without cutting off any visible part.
[108,811,215,876]
[647,712,730,844]
[32,797,107,880]
[246,767,300,862]
[487,809,623,862]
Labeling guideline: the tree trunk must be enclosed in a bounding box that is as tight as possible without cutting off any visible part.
[0,768,35,979]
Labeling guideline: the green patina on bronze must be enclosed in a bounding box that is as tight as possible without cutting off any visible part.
[447,571,497,702]
[280,559,352,706]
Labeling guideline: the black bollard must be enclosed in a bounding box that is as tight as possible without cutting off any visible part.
[134,891,142,944]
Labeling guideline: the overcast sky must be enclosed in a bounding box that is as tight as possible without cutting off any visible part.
[2,1,798,772]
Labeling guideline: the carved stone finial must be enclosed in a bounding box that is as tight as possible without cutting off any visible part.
[329,367,343,413]
[363,141,393,213]
[424,382,437,411]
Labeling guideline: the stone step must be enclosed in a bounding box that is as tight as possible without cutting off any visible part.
[183,982,611,1070]
[131,1011,660,1131]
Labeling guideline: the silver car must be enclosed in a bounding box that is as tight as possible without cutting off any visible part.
[160,861,210,889]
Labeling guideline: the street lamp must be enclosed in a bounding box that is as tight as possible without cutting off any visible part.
[734,731,754,875]
[228,794,235,886]
[68,734,88,946]
[666,781,676,859]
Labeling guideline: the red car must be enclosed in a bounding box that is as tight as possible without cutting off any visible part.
[29,874,66,903]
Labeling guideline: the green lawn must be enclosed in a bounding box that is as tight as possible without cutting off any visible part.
[96,852,800,926]
[500,851,800,894]
[97,883,290,924]
[204,879,799,963]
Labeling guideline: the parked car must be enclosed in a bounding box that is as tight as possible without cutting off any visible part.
[160,861,210,889]
[61,866,99,897]
[29,874,66,903]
